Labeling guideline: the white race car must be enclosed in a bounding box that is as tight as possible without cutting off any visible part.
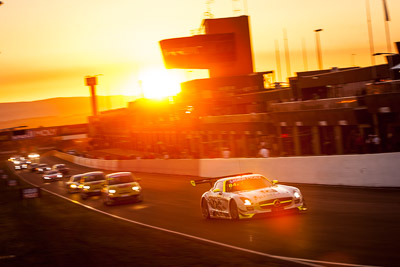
[191,173,307,220]
[42,170,63,182]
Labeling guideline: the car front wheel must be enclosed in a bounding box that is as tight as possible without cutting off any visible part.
[229,200,239,220]
[201,199,210,219]
[103,195,112,206]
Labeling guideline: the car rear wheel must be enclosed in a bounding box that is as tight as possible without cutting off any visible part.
[201,199,210,219]
[103,196,112,206]
[229,200,239,220]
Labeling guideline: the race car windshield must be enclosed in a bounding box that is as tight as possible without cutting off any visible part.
[72,176,82,182]
[225,177,272,192]
[108,175,134,185]
[84,174,105,182]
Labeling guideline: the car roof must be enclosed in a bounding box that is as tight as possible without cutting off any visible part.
[83,171,104,175]
[106,172,132,178]
[71,173,85,179]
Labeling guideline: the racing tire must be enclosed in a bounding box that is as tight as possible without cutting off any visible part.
[103,196,112,206]
[229,200,239,220]
[201,199,210,219]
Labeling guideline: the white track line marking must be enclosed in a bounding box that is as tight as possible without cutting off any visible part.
[16,170,380,267]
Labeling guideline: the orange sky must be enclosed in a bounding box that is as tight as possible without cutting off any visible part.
[0,0,399,103]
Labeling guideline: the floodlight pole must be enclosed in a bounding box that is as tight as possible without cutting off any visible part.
[85,76,100,116]
[382,0,392,53]
[314,29,323,70]
[366,0,376,65]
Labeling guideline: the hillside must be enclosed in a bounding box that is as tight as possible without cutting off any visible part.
[0,96,133,129]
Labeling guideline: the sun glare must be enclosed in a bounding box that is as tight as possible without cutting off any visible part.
[139,68,184,99]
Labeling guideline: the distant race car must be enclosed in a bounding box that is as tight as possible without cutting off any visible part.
[79,171,106,200]
[191,173,307,220]
[65,173,84,193]
[28,153,40,163]
[42,170,63,182]
[14,160,28,170]
[30,163,39,172]
[52,164,70,177]
[102,172,143,205]
[36,164,51,174]
[12,158,28,170]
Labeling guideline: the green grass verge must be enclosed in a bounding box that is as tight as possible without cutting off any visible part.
[0,161,301,267]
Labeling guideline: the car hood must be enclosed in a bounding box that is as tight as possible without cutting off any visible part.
[236,185,294,202]
[107,182,139,190]
[44,174,59,177]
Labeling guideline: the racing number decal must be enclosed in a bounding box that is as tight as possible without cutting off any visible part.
[208,197,223,211]
[208,196,228,213]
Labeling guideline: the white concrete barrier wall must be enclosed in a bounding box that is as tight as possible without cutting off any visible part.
[118,159,200,176]
[198,153,400,187]
[51,151,400,187]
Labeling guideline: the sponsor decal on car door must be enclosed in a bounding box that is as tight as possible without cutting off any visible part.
[208,181,229,216]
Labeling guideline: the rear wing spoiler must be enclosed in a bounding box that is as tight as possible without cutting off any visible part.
[190,178,219,187]
[190,173,253,187]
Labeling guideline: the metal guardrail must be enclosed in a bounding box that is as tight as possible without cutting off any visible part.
[270,96,360,112]
[202,113,268,124]
[366,80,400,94]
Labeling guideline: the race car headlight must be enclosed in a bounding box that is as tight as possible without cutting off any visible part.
[57,174,63,178]
[293,191,301,199]
[108,189,116,194]
[83,185,90,189]
[132,186,140,191]
[240,197,252,206]
[70,184,77,188]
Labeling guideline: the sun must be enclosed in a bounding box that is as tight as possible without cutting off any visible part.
[139,68,185,99]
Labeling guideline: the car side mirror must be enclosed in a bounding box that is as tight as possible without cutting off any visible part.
[272,180,279,185]
[213,188,221,194]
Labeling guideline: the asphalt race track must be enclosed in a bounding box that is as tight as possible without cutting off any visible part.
[12,156,400,267]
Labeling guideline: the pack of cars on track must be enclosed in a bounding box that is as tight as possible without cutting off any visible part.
[67,171,143,205]
[10,154,307,218]
[9,154,143,206]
